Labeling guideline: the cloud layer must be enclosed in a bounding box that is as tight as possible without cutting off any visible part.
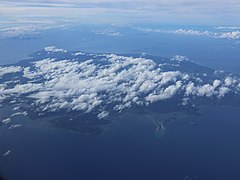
[1,0,240,27]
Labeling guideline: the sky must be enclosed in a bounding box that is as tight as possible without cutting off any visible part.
[1,0,240,28]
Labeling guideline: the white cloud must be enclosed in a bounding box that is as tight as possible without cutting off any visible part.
[218,31,240,40]
[92,29,122,36]
[11,111,28,117]
[215,26,240,30]
[44,46,67,53]
[146,81,182,103]
[218,87,230,97]
[97,111,109,119]
[0,25,41,39]
[175,29,240,40]
[171,55,188,62]
[0,85,7,103]
[0,25,69,39]
[196,84,216,97]
[160,71,182,84]
[3,83,42,95]
[185,82,196,96]
[224,77,236,86]
[1,118,11,124]
[8,124,22,130]
[73,52,86,56]
[0,66,22,78]
[174,29,212,36]
[2,150,11,157]
[184,79,232,98]
[213,80,221,88]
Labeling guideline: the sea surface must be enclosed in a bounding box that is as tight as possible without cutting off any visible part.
[1,105,240,180]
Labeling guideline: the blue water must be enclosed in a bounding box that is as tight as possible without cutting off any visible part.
[1,106,240,180]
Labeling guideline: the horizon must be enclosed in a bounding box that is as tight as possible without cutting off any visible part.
[1,0,240,28]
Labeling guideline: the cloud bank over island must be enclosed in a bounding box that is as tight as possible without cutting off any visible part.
[1,46,240,122]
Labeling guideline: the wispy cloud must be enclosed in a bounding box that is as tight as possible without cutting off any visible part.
[0,24,69,39]
[214,26,240,30]
[92,29,122,36]
[138,27,240,40]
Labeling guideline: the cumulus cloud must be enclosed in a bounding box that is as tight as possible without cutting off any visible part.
[171,55,188,62]
[224,77,237,86]
[146,81,182,103]
[213,80,221,88]
[0,66,22,78]
[196,84,216,97]
[218,87,230,97]
[184,79,233,98]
